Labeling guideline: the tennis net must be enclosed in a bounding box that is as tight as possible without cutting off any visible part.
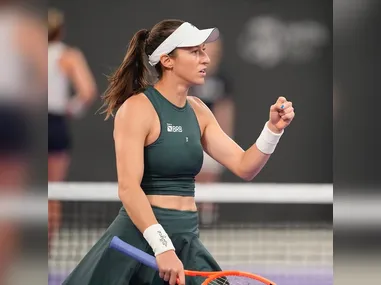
[48,182,333,285]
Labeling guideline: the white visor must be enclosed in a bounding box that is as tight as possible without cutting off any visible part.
[148,22,220,66]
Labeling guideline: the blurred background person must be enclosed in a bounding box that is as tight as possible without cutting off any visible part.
[0,0,46,281]
[48,7,97,255]
[190,38,235,225]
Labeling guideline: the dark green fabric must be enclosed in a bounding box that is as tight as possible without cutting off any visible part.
[62,206,222,285]
[141,86,203,197]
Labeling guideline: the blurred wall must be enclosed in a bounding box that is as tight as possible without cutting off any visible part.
[49,0,332,183]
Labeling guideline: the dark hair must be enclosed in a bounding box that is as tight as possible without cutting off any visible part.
[48,8,64,42]
[101,19,184,120]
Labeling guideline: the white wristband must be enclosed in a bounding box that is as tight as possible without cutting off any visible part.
[255,122,284,154]
[143,224,175,256]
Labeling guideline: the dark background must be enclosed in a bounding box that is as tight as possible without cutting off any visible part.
[48,0,332,183]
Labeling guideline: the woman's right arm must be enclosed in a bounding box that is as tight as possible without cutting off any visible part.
[60,48,97,117]
[113,95,185,285]
[113,94,159,232]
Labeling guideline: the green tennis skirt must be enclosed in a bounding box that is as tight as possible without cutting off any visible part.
[62,206,222,285]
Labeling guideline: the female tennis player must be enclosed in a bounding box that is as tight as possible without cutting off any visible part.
[63,19,295,285]
[48,7,97,255]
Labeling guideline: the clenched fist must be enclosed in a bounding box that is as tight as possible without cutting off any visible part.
[268,97,295,132]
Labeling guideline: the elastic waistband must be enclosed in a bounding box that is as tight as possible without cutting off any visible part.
[119,205,199,236]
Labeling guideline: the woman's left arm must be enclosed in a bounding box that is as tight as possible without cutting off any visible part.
[197,96,295,181]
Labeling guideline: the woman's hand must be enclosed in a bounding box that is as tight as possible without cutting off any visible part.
[156,250,185,285]
[268,96,295,132]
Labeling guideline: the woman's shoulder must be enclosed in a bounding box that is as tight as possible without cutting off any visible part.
[58,44,86,70]
[60,45,85,62]
[113,93,154,139]
[115,93,155,121]
[187,95,214,118]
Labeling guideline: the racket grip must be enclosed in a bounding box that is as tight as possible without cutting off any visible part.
[109,236,159,271]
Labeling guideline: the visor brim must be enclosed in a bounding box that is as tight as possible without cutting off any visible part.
[177,28,220,47]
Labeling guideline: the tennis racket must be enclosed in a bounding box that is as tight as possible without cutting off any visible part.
[109,236,276,285]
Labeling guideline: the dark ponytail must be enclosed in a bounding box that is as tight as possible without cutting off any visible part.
[101,29,150,119]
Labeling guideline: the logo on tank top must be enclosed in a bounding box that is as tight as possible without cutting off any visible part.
[167,123,183,133]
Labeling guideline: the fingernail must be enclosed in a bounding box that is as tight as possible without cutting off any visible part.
[281,104,284,109]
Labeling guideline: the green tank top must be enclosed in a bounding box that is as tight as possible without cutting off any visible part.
[140,86,203,197]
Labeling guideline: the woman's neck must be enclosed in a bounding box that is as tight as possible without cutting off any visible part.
[154,75,190,108]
